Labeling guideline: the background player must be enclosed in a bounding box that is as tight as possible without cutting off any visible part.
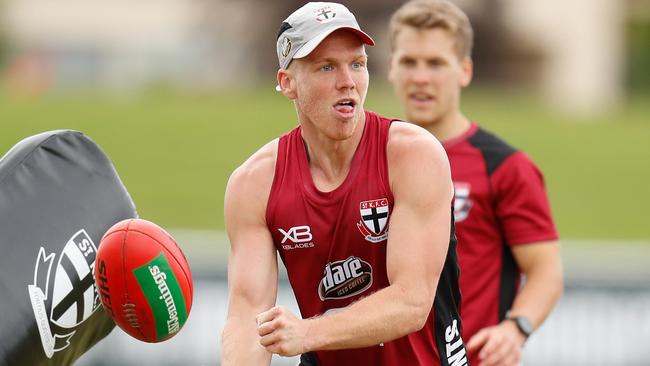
[221,2,466,365]
[387,1,563,365]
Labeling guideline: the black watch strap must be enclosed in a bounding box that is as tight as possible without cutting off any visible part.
[506,314,534,338]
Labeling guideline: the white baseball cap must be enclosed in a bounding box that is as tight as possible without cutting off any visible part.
[276,2,375,70]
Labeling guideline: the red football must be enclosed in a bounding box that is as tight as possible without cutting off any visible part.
[94,218,193,342]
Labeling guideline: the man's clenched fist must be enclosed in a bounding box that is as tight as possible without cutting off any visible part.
[256,306,312,357]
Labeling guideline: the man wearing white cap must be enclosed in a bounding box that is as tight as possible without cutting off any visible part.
[222,3,467,365]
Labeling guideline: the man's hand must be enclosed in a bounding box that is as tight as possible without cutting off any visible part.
[466,320,526,366]
[256,306,311,357]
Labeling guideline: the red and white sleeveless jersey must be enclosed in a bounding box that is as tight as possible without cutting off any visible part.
[266,111,467,366]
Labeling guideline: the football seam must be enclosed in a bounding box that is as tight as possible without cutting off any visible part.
[122,220,135,336]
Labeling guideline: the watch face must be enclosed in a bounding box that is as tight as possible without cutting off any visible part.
[515,316,534,337]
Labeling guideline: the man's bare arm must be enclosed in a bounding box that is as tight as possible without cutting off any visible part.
[509,241,563,327]
[467,242,563,366]
[221,143,279,366]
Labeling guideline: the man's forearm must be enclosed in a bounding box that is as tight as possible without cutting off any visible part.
[509,264,563,329]
[222,318,271,365]
[305,283,433,351]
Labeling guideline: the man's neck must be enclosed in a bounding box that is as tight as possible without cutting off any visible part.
[300,114,366,192]
[421,112,471,142]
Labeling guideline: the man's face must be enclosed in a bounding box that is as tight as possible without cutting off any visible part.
[388,27,471,128]
[285,29,369,141]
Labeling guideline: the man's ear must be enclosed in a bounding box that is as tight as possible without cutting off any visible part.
[459,56,473,88]
[277,68,297,99]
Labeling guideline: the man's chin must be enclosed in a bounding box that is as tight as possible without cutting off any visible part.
[405,112,437,127]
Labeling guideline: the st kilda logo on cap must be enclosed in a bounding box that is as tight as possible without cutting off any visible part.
[319,256,372,300]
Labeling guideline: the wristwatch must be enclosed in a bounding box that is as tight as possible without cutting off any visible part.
[506,314,534,339]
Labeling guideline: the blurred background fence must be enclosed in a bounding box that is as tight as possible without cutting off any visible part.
[1,0,649,364]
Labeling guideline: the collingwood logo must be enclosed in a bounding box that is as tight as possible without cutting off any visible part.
[148,265,180,334]
[27,229,101,358]
[318,256,372,300]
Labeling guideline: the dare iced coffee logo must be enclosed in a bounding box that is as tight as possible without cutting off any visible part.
[318,256,372,300]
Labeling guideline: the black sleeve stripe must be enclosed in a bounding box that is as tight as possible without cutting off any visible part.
[499,246,518,321]
[467,128,518,176]
[468,127,520,320]
[434,214,468,365]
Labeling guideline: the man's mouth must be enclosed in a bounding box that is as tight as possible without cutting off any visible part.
[333,99,356,116]
[409,92,434,102]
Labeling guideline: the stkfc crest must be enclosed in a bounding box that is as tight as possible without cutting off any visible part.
[27,229,101,358]
[453,182,472,222]
[314,5,336,23]
[357,198,390,243]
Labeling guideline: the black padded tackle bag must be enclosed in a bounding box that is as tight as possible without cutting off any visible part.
[0,130,137,366]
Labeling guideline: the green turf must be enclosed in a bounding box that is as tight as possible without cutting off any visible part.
[1,86,649,240]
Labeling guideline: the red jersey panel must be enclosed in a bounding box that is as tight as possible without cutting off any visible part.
[444,123,558,363]
[266,111,467,366]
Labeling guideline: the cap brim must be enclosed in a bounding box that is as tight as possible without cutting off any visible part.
[293,26,375,59]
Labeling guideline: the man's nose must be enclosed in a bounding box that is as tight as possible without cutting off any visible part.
[336,67,356,90]
[411,65,432,84]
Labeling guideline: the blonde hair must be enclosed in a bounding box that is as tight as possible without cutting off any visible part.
[389,0,474,59]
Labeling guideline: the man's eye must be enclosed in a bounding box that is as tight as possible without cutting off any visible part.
[320,65,333,71]
[352,62,366,69]
[400,59,416,67]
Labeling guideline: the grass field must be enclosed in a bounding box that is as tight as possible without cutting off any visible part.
[1,86,649,240]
